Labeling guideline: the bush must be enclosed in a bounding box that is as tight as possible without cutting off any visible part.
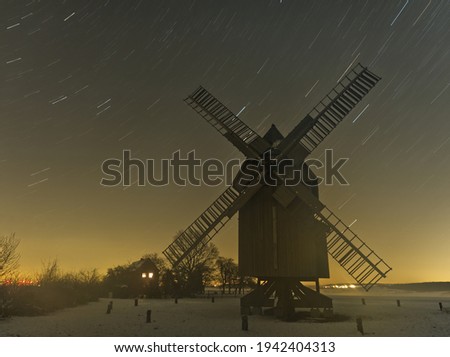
[1,261,102,316]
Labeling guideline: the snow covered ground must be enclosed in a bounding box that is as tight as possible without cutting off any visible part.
[1,288,449,337]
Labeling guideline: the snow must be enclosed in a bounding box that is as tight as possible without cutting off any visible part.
[1,289,449,337]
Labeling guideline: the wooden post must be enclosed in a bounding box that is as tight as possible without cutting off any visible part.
[175,297,178,304]
[211,296,215,303]
[315,278,320,293]
[241,315,248,331]
[396,299,401,307]
[439,302,443,311]
[146,310,152,323]
[356,317,364,335]
[134,298,138,306]
[361,298,366,305]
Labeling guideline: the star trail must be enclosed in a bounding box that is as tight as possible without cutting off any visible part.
[1,0,449,283]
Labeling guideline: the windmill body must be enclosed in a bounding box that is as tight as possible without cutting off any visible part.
[238,126,329,280]
[163,63,392,319]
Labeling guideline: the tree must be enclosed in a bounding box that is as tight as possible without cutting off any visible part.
[38,259,60,284]
[216,256,231,294]
[171,230,219,296]
[227,261,238,294]
[141,253,167,272]
[216,257,238,294]
[0,233,20,278]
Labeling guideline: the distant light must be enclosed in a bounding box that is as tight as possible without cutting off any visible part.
[141,273,147,278]
[331,284,356,289]
[148,272,154,279]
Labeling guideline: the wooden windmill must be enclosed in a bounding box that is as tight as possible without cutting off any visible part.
[163,63,391,318]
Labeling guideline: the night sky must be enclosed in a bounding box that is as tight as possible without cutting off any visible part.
[1,0,449,283]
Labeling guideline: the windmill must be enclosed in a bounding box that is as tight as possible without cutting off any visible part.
[163,63,391,319]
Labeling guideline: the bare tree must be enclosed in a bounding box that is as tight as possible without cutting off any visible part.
[216,256,232,294]
[216,257,238,294]
[78,269,101,285]
[227,261,238,294]
[38,259,60,284]
[0,233,20,278]
[172,230,219,295]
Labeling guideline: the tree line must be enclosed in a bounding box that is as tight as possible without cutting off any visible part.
[104,242,249,298]
[1,232,253,316]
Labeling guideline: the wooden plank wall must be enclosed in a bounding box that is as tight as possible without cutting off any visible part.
[239,186,329,279]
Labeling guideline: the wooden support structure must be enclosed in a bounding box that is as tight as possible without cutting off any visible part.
[240,278,332,320]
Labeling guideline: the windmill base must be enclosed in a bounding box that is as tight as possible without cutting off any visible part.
[240,278,332,321]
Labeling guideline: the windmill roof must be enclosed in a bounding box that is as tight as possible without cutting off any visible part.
[263,124,284,145]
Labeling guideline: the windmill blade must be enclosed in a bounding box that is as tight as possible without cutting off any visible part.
[163,183,263,268]
[270,63,390,290]
[185,86,270,158]
[275,181,391,291]
[278,63,381,158]
[319,206,391,291]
